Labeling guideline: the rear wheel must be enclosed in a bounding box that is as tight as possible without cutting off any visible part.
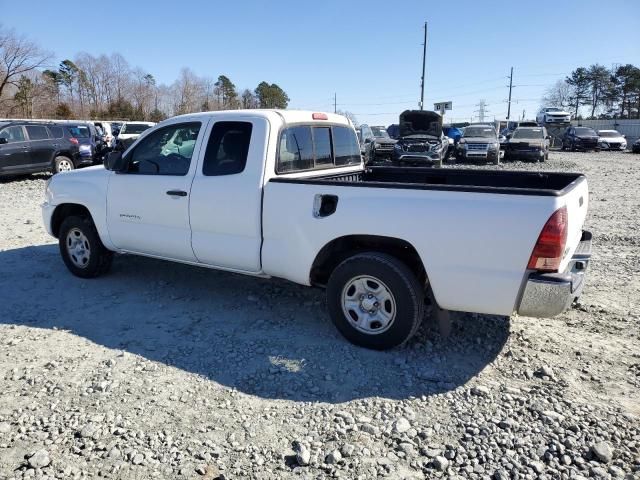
[54,156,75,174]
[59,215,113,278]
[326,252,424,350]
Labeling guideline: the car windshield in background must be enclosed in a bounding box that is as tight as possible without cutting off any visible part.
[464,127,495,138]
[123,124,151,134]
[546,108,562,112]
[371,127,390,138]
[575,127,597,136]
[512,128,544,139]
[67,126,91,138]
[598,131,621,138]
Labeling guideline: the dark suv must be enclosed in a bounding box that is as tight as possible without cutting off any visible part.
[0,121,93,177]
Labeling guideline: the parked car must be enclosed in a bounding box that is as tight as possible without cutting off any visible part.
[597,130,627,151]
[536,107,571,125]
[358,124,397,164]
[501,120,539,137]
[65,123,106,164]
[42,109,592,350]
[0,121,91,177]
[391,110,446,167]
[633,138,640,153]
[386,124,399,139]
[456,125,501,164]
[561,126,600,151]
[442,126,463,143]
[114,121,155,151]
[503,126,550,162]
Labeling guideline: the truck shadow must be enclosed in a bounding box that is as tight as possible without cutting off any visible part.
[0,244,510,403]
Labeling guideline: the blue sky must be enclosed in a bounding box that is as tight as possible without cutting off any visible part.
[2,0,639,126]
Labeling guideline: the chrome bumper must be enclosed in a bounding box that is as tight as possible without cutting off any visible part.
[517,231,592,317]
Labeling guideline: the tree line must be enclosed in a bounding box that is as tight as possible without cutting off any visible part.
[542,63,640,119]
[1,26,290,121]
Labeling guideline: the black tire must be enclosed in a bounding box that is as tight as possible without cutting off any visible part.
[58,215,113,278]
[326,252,425,350]
[54,156,75,174]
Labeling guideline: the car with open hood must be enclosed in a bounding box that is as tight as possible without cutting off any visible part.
[455,125,501,164]
[391,110,445,166]
[504,126,550,162]
[597,130,627,151]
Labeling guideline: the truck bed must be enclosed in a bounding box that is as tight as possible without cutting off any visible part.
[270,166,585,197]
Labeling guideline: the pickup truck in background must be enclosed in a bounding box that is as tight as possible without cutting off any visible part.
[42,110,592,350]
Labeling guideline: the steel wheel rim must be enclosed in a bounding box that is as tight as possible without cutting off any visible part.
[58,159,72,172]
[66,228,91,268]
[341,275,396,335]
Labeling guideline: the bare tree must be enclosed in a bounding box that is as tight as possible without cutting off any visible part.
[541,80,573,110]
[0,26,51,102]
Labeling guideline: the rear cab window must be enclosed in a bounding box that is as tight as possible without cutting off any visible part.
[277,124,360,173]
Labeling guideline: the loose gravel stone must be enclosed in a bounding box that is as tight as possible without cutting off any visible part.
[27,450,50,468]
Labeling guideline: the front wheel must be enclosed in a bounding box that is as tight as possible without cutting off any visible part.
[59,215,113,278]
[326,252,425,350]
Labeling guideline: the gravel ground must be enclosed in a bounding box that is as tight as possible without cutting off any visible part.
[0,151,639,480]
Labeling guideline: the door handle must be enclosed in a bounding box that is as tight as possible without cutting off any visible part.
[166,190,187,197]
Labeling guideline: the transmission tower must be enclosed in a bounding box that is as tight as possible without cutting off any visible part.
[474,99,489,123]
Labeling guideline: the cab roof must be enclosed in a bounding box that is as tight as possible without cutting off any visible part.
[168,109,352,127]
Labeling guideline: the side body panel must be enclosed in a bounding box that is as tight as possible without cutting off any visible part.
[262,181,568,316]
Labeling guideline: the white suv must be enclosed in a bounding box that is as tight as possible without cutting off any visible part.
[536,107,571,125]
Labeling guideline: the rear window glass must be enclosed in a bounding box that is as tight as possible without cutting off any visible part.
[25,125,49,140]
[278,126,314,172]
[277,124,361,173]
[67,126,91,138]
[202,121,252,176]
[332,126,361,166]
[48,126,64,139]
[313,127,333,166]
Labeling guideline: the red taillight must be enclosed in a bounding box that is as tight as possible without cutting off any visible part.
[527,206,568,272]
[312,112,328,120]
[69,137,79,145]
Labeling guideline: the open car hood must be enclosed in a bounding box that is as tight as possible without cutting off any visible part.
[399,110,442,138]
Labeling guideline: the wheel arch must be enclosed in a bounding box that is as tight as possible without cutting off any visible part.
[50,203,93,238]
[309,234,427,289]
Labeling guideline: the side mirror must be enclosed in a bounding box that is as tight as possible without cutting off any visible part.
[104,151,127,172]
[364,138,372,144]
[0,137,7,145]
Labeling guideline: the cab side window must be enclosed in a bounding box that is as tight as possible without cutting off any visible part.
[202,121,253,176]
[125,122,201,176]
[0,126,26,142]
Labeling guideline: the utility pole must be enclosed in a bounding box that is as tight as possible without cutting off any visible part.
[419,22,427,110]
[506,66,514,120]
[333,93,337,114]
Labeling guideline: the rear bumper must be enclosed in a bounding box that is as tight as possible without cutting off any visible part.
[517,230,592,317]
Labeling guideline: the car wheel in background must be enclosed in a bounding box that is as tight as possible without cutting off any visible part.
[326,252,424,350]
[54,156,75,174]
[58,215,113,278]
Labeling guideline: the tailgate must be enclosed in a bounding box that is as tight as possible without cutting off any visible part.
[558,176,589,272]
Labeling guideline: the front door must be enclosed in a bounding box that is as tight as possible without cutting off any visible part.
[189,117,266,272]
[106,120,206,262]
[0,126,29,173]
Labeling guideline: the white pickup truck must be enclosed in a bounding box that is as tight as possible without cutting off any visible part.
[42,110,592,350]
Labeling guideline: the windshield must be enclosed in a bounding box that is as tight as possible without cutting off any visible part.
[546,108,562,112]
[122,123,151,134]
[512,128,544,139]
[463,127,496,138]
[67,126,91,138]
[598,131,621,138]
[575,127,597,136]
[371,126,390,138]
